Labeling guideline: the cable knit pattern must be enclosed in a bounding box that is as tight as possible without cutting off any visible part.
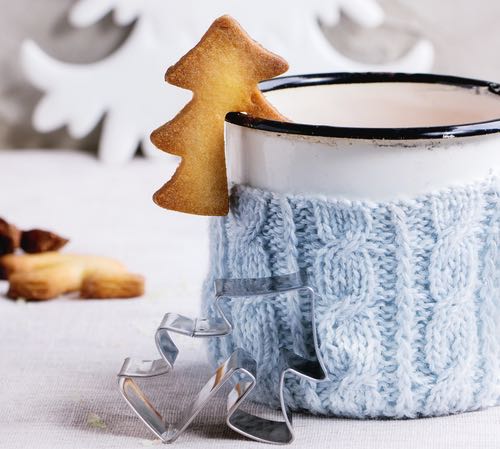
[202,179,500,418]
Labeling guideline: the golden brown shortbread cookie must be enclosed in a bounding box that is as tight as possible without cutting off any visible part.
[151,15,289,216]
[1,252,144,301]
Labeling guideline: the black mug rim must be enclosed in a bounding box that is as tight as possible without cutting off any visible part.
[225,72,500,140]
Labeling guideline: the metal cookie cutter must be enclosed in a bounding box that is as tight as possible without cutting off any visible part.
[118,269,328,444]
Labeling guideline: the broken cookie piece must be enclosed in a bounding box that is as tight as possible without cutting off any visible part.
[0,218,21,256]
[0,217,68,256]
[21,229,69,254]
[1,252,144,301]
[81,272,145,299]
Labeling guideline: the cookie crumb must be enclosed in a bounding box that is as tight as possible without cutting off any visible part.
[140,439,162,446]
[87,412,107,429]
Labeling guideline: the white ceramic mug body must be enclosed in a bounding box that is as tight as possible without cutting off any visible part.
[205,73,500,419]
[225,73,500,201]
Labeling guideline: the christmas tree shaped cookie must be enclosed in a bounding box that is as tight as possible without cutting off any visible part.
[151,15,289,216]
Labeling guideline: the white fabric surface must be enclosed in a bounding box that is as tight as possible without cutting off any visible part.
[0,149,499,449]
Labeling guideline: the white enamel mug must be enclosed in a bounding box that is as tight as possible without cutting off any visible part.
[226,73,500,200]
[203,73,500,419]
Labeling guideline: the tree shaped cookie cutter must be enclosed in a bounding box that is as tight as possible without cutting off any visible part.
[117,269,328,444]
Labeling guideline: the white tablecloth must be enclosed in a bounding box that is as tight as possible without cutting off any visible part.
[1,150,499,449]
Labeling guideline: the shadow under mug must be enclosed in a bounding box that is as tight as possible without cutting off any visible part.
[203,73,500,419]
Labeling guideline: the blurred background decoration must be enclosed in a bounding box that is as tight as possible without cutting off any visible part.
[1,0,499,161]
[19,0,434,163]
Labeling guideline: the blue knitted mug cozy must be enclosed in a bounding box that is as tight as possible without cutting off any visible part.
[202,178,500,418]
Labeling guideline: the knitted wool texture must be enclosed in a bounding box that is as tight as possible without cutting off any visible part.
[202,179,500,418]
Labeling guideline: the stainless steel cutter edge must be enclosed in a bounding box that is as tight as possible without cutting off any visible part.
[117,269,328,444]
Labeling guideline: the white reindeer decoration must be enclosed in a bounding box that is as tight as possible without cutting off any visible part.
[21,0,434,164]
